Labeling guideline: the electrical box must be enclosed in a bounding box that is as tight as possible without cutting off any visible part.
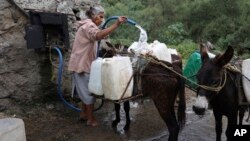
[25,11,70,49]
[25,25,44,49]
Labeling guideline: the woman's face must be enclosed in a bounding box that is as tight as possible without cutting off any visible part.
[93,13,105,26]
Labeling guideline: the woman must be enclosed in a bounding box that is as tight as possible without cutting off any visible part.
[68,6,127,127]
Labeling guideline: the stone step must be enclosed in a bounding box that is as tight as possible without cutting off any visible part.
[0,118,26,141]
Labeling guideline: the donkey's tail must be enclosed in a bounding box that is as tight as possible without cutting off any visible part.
[177,76,186,130]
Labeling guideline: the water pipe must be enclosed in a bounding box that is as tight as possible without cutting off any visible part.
[97,16,137,56]
[53,47,81,112]
[101,16,137,29]
[53,47,103,112]
[53,17,138,112]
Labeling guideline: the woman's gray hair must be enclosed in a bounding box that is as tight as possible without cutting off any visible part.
[86,6,105,18]
[92,6,105,15]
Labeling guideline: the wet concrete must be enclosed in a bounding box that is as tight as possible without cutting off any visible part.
[23,89,250,141]
[65,99,215,141]
[71,92,250,141]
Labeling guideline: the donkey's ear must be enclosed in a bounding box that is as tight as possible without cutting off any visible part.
[216,45,234,67]
[105,41,114,48]
[114,43,120,49]
[200,43,209,63]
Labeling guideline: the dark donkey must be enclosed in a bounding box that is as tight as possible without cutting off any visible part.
[140,55,186,141]
[193,44,248,141]
[100,41,186,141]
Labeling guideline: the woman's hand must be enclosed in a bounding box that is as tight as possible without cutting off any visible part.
[96,16,127,40]
[116,16,127,26]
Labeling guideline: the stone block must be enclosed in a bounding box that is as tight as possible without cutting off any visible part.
[0,118,26,141]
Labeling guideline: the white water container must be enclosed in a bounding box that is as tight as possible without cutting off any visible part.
[88,58,103,96]
[168,48,178,55]
[0,118,26,141]
[150,40,172,63]
[242,59,250,102]
[101,56,134,100]
[127,41,150,55]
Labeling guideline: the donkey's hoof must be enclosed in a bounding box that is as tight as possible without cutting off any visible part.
[123,124,130,131]
[112,120,119,128]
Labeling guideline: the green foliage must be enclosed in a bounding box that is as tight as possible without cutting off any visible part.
[101,0,250,57]
[102,0,159,46]
[164,22,188,45]
[241,53,250,59]
[102,0,178,46]
[169,40,198,61]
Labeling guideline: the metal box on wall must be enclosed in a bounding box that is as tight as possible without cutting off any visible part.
[25,25,44,49]
[25,11,70,49]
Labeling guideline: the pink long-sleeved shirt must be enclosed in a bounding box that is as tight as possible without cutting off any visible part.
[68,19,100,73]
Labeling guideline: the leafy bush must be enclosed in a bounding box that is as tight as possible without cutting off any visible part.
[164,22,188,45]
[102,0,250,58]
[169,40,197,62]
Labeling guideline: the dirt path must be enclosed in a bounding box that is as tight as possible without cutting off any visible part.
[2,89,249,141]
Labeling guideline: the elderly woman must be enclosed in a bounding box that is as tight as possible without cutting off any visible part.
[68,6,127,127]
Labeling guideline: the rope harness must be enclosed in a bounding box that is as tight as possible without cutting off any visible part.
[139,55,228,93]
[145,55,250,93]
[116,54,250,105]
[198,70,227,93]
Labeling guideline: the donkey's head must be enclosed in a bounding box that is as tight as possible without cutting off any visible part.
[99,40,126,57]
[193,44,234,115]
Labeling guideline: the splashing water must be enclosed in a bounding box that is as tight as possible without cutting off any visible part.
[128,24,149,60]
[135,24,148,43]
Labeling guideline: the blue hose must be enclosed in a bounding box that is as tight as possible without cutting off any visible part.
[97,16,137,57]
[53,47,104,112]
[101,16,137,29]
[53,47,81,112]
[53,17,137,112]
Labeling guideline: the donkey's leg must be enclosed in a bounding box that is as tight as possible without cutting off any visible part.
[167,108,179,141]
[112,103,121,128]
[214,111,223,141]
[154,100,179,141]
[226,114,237,141]
[123,101,131,131]
[238,106,245,125]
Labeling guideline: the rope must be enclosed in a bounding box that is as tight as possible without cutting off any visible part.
[224,64,241,73]
[199,71,227,92]
[118,73,134,103]
[243,75,250,81]
[141,73,174,77]
[225,64,250,82]
[139,55,227,93]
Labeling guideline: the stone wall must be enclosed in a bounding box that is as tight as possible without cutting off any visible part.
[0,0,100,114]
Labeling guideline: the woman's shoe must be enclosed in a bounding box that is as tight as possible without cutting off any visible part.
[86,120,98,127]
[78,117,87,122]
[78,115,87,122]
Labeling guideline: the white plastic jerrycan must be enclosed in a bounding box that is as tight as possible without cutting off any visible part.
[88,58,103,96]
[101,56,134,100]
